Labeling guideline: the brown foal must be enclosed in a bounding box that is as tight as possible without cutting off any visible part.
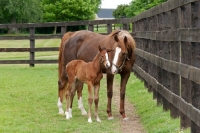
[65,45,111,123]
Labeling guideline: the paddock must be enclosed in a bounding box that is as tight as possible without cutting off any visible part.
[0,0,200,132]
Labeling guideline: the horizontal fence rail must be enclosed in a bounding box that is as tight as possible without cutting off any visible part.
[0,0,200,132]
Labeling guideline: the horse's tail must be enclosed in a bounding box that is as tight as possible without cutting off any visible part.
[58,32,75,79]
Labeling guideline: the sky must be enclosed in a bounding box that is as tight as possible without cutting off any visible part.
[100,0,132,9]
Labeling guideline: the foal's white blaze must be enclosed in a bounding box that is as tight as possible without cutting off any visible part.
[111,47,121,74]
[105,53,110,67]
[78,97,87,115]
[57,97,64,114]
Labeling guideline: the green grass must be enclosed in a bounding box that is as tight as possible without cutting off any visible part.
[0,65,120,133]
[0,39,59,60]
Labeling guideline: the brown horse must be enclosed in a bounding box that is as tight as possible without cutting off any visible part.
[65,45,111,123]
[58,30,136,121]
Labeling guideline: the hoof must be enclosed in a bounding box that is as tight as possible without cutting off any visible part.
[107,116,114,120]
[96,119,101,122]
[58,111,64,115]
[123,117,129,121]
[88,118,92,123]
[65,112,71,120]
[81,110,87,115]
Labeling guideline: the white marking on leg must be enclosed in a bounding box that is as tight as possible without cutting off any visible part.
[65,112,70,119]
[78,97,87,115]
[57,97,64,114]
[108,116,114,120]
[111,47,121,74]
[69,108,72,118]
[88,117,92,123]
[96,116,101,122]
[123,117,129,121]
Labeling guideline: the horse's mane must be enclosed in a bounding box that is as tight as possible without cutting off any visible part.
[108,30,136,52]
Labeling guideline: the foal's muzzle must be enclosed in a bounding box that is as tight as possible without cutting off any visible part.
[106,63,110,68]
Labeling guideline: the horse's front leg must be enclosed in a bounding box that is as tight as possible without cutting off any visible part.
[76,81,87,115]
[94,83,101,122]
[87,82,94,123]
[106,73,114,120]
[120,71,130,121]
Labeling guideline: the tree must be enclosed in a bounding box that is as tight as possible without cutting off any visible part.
[0,0,43,33]
[43,0,101,22]
[125,0,168,18]
[42,0,101,33]
[113,4,129,19]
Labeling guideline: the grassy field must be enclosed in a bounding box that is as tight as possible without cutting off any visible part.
[0,39,60,60]
[0,39,190,132]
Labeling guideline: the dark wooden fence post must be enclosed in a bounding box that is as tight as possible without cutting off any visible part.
[61,26,66,35]
[107,24,112,33]
[29,27,35,67]
[123,23,129,30]
[88,24,94,32]
[191,42,200,133]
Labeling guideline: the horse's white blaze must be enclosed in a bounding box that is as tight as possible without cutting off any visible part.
[105,53,110,67]
[78,97,87,115]
[111,47,121,74]
[57,97,64,114]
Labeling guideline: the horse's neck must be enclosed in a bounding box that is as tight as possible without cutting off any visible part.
[90,53,102,73]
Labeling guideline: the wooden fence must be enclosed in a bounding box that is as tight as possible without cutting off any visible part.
[0,0,200,132]
[132,0,200,132]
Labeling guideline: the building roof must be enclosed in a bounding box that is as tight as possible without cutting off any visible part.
[96,8,115,20]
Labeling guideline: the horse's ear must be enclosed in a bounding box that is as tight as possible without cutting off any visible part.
[114,35,119,42]
[124,36,128,44]
[98,45,102,51]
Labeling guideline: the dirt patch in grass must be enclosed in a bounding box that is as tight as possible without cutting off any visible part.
[112,78,145,133]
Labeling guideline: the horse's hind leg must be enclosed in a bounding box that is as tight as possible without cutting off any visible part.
[76,81,87,115]
[65,83,72,119]
[94,83,101,122]
[57,79,66,114]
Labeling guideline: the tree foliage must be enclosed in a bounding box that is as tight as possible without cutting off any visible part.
[43,0,101,22]
[112,4,129,18]
[112,0,168,19]
[0,0,43,23]
[125,0,168,17]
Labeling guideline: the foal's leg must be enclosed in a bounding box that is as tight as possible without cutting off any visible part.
[106,73,114,120]
[94,83,101,122]
[87,82,94,123]
[76,81,87,115]
[119,72,130,121]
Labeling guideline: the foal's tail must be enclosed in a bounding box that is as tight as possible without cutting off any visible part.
[58,32,75,79]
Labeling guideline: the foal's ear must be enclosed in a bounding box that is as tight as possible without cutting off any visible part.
[114,35,119,42]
